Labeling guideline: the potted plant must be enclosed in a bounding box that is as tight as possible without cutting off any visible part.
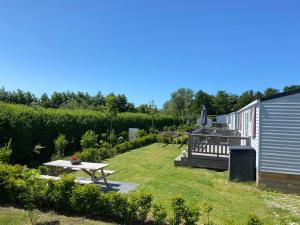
[70,155,82,165]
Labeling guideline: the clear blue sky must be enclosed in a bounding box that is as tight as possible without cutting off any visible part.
[0,1,299,107]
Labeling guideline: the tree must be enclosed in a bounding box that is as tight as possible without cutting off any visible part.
[104,95,119,144]
[233,90,262,112]
[193,90,215,115]
[163,88,194,123]
[213,91,237,115]
[263,88,280,97]
[283,85,300,92]
[40,93,50,107]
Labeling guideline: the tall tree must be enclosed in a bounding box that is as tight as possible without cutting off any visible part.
[163,88,194,122]
[233,90,262,111]
[214,91,237,115]
[193,90,215,115]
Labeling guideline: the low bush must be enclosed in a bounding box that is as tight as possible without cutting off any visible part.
[53,134,68,159]
[0,164,153,224]
[114,134,157,154]
[169,195,200,225]
[80,130,99,148]
[74,134,157,163]
[152,202,168,225]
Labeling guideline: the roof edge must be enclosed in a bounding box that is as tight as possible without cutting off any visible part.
[260,88,300,102]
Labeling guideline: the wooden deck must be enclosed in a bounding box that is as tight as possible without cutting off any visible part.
[174,133,250,170]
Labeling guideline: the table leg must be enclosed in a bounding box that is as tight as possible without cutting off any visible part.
[100,169,109,189]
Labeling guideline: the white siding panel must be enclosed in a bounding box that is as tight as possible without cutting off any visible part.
[260,93,300,175]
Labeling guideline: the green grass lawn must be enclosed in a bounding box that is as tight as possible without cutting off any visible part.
[75,143,300,225]
[2,144,299,225]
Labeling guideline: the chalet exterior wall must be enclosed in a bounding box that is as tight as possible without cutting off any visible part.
[259,93,300,175]
[227,91,300,194]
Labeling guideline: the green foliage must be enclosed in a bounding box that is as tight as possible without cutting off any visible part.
[263,88,280,97]
[152,202,167,225]
[0,139,12,163]
[80,130,98,148]
[53,134,68,159]
[246,214,264,225]
[0,102,178,165]
[170,195,186,225]
[283,85,300,92]
[75,134,157,163]
[38,165,49,175]
[70,184,104,215]
[114,134,157,154]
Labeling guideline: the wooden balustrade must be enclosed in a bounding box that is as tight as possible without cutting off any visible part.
[188,134,250,158]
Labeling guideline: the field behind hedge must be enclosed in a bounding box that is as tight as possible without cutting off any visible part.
[0,102,179,165]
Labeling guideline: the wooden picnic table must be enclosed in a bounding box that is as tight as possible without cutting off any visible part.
[43,160,111,188]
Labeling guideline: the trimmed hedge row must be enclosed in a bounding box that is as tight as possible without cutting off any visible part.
[76,134,158,163]
[0,164,204,225]
[0,103,179,165]
[0,163,153,224]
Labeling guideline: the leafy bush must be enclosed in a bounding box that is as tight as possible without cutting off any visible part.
[114,134,157,154]
[152,202,167,225]
[76,148,99,162]
[53,134,68,159]
[0,139,12,163]
[0,102,179,165]
[170,195,186,225]
[247,214,264,225]
[80,130,98,148]
[0,164,154,224]
[70,184,104,215]
[74,134,157,163]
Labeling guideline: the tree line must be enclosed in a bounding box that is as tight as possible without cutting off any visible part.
[1,85,299,117]
[162,85,300,119]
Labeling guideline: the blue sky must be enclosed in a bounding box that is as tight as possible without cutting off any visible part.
[0,0,299,107]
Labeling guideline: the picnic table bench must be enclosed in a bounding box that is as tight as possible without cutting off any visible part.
[42,160,115,188]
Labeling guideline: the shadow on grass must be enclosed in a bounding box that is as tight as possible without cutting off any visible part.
[37,221,60,225]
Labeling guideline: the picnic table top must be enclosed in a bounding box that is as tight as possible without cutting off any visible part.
[43,160,109,171]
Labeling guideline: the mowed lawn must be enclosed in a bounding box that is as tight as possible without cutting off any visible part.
[93,143,300,225]
[2,144,300,225]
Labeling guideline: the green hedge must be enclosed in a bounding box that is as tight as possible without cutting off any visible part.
[0,164,201,225]
[0,103,179,165]
[76,134,158,163]
[0,163,153,224]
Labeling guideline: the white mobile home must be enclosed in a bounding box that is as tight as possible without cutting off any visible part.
[227,89,300,194]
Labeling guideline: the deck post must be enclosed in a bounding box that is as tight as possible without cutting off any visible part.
[188,134,192,159]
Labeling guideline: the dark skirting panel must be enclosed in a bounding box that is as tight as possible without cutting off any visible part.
[229,146,256,182]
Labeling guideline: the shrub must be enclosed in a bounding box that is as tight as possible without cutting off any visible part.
[0,139,12,163]
[80,130,98,148]
[45,175,76,212]
[247,215,264,225]
[70,184,104,215]
[114,134,157,154]
[53,134,68,159]
[152,202,167,225]
[183,205,200,225]
[170,195,186,225]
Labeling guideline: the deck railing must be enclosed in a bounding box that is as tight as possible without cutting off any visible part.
[187,134,250,158]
